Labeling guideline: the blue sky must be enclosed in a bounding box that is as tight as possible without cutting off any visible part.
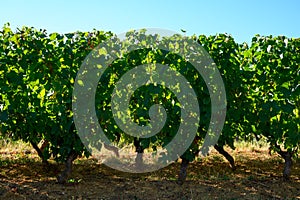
[1,0,299,44]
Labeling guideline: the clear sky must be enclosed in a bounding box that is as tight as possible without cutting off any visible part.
[0,0,299,44]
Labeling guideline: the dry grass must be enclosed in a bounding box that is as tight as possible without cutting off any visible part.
[0,138,300,199]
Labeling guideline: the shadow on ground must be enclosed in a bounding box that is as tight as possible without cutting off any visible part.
[0,149,300,199]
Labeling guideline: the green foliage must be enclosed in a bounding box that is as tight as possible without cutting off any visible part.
[197,34,249,149]
[0,24,299,174]
[0,23,112,162]
[242,35,300,154]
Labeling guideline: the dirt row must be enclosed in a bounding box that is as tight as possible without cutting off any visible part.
[0,148,300,199]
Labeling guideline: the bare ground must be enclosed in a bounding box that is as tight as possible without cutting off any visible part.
[0,145,300,199]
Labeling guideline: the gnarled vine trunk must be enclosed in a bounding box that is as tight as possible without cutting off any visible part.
[134,138,144,170]
[57,151,78,184]
[278,150,293,181]
[214,144,236,170]
[30,140,49,164]
[178,157,189,185]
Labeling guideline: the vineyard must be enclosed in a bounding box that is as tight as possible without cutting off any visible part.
[0,24,299,199]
